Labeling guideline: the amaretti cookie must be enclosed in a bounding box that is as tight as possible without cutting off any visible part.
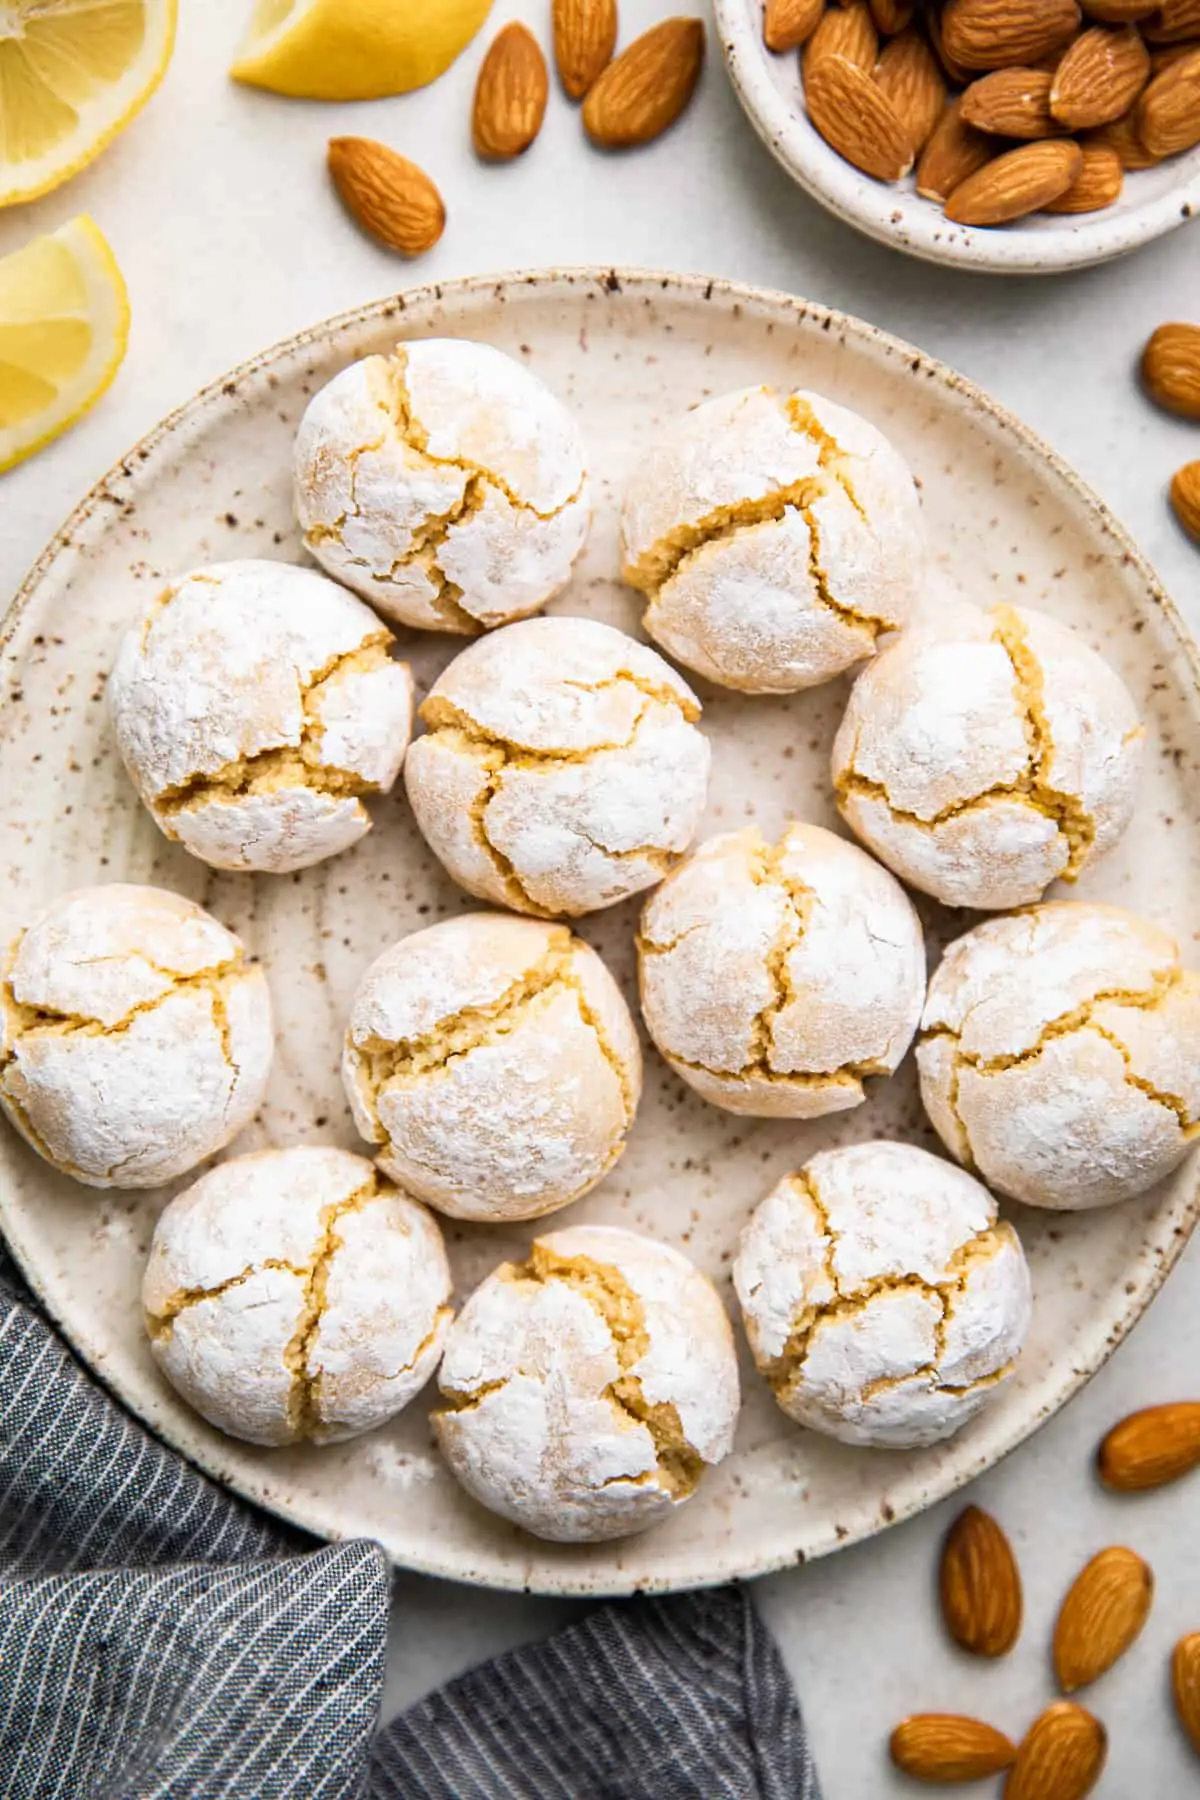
[620,385,925,694]
[108,559,414,875]
[733,1142,1032,1449]
[294,338,589,632]
[637,823,925,1117]
[405,616,711,916]
[434,1225,739,1541]
[918,902,1200,1210]
[0,885,273,1188]
[342,914,641,1221]
[143,1146,451,1445]
[832,603,1143,910]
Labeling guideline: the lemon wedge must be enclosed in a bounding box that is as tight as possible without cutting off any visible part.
[0,1,177,207]
[0,214,129,475]
[230,0,492,100]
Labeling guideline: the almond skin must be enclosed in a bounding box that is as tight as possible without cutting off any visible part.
[583,17,705,148]
[1043,139,1124,205]
[473,23,550,160]
[917,96,997,197]
[891,1714,1017,1782]
[1086,108,1163,164]
[1151,37,1200,67]
[554,0,617,99]
[1005,1703,1107,1800]
[764,0,824,52]
[1083,0,1157,17]
[874,28,948,152]
[805,51,916,178]
[941,0,1083,71]
[1136,48,1200,152]
[945,138,1083,223]
[1142,324,1200,418]
[1171,463,1200,543]
[1053,1545,1154,1692]
[870,0,915,30]
[1143,0,1200,40]
[1098,1398,1200,1483]
[1050,23,1151,125]
[961,67,1065,135]
[326,138,446,257]
[928,7,976,83]
[805,1,879,70]
[939,1505,1024,1658]
[1173,1632,1200,1755]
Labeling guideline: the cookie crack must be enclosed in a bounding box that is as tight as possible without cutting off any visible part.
[282,1178,381,1440]
[991,605,1096,879]
[419,686,658,762]
[784,395,871,528]
[144,1258,311,1341]
[624,479,828,598]
[1,955,245,1049]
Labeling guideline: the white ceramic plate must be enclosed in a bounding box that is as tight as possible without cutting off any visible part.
[2,269,1199,1596]
[716,0,1200,274]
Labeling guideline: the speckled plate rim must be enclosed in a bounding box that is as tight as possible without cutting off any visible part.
[714,0,1200,276]
[3,266,1200,1594]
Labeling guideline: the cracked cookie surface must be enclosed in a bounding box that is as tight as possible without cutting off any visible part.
[733,1141,1032,1449]
[918,902,1200,1210]
[143,1145,452,1446]
[404,616,711,916]
[620,386,925,694]
[434,1224,739,1542]
[638,823,925,1118]
[108,559,415,874]
[342,913,641,1221]
[294,339,589,633]
[832,602,1144,910]
[0,884,273,1189]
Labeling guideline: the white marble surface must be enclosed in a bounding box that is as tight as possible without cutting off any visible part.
[3,1,1199,1792]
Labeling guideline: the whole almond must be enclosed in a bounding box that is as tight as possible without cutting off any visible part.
[891,1714,1017,1782]
[939,1505,1024,1658]
[928,7,976,82]
[1050,24,1151,125]
[1151,37,1200,67]
[473,23,549,160]
[1143,0,1200,39]
[554,0,617,98]
[1043,139,1124,205]
[805,51,916,177]
[1083,0,1156,16]
[1171,463,1200,542]
[1098,1398,1200,1483]
[961,68,1065,135]
[583,17,705,148]
[1053,1545,1154,1692]
[917,96,997,197]
[764,0,824,52]
[1086,108,1163,163]
[1142,322,1200,418]
[875,29,948,152]
[1173,1632,1200,1754]
[870,0,914,30]
[805,1,879,70]
[1136,48,1200,151]
[326,138,446,257]
[945,138,1083,223]
[1005,1703,1107,1800]
[941,0,1082,71]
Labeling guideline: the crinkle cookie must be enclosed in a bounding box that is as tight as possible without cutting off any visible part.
[294,338,589,632]
[734,1141,1032,1449]
[342,913,641,1221]
[919,902,1200,1210]
[434,1225,739,1541]
[637,823,925,1117]
[0,885,273,1188]
[620,386,924,694]
[108,559,414,874]
[405,616,711,916]
[143,1145,451,1445]
[832,603,1144,910]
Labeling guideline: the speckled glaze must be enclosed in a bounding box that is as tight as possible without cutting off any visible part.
[1,269,1198,1596]
[715,0,1200,275]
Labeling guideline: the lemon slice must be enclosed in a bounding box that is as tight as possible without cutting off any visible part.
[230,0,492,100]
[0,0,177,206]
[0,214,129,474]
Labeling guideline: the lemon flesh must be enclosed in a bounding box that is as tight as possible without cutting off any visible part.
[230,0,493,100]
[0,214,129,474]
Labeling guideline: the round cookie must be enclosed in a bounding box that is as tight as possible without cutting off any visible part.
[342,913,641,1221]
[0,885,273,1189]
[918,902,1200,1210]
[108,559,414,874]
[637,823,925,1118]
[733,1141,1032,1449]
[831,602,1143,910]
[434,1225,739,1542]
[294,337,589,633]
[143,1146,451,1445]
[405,616,711,916]
[620,385,925,693]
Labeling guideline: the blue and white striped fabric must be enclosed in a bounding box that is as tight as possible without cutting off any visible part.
[0,1249,821,1800]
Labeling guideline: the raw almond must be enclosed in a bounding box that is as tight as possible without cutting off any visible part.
[961,67,1065,135]
[1136,47,1200,150]
[326,138,446,257]
[1097,1398,1200,1483]
[1043,138,1124,204]
[764,0,825,51]
[1051,22,1151,124]
[941,0,1083,71]
[805,50,916,177]
[582,17,705,148]
[874,28,948,152]
[928,7,976,83]
[870,0,914,30]
[1142,321,1200,418]
[1005,1703,1107,1800]
[917,96,997,197]
[554,0,617,98]
[805,1,879,70]
[939,1505,1024,1658]
[1171,463,1200,542]
[945,138,1083,223]
[1086,108,1163,163]
[890,1714,1017,1782]
[1151,36,1200,66]
[473,23,549,160]
[1053,1545,1154,1692]
[1083,0,1156,15]
[1173,1632,1200,1754]
[1143,0,1200,39]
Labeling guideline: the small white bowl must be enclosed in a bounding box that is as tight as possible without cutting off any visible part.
[716,0,1200,275]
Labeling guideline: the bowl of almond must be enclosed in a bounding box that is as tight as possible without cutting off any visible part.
[716,0,1200,272]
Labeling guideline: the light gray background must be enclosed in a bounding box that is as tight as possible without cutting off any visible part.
[2,2,1199,1791]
